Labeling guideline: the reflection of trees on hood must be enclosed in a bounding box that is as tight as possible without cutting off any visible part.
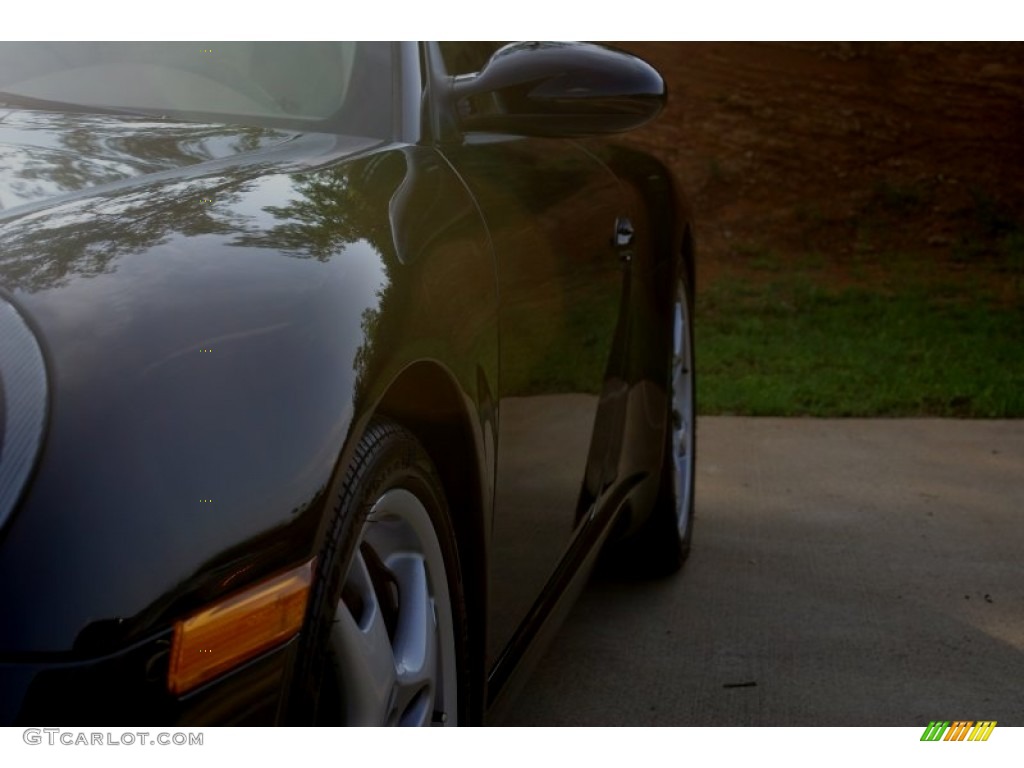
[0,110,284,208]
[233,151,429,409]
[237,153,409,406]
[0,110,292,292]
[0,170,260,293]
[231,152,403,262]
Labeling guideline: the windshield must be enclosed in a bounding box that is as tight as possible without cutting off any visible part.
[0,42,393,136]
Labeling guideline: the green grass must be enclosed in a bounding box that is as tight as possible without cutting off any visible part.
[697,266,1024,417]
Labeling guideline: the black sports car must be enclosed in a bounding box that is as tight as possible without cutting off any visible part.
[0,41,695,725]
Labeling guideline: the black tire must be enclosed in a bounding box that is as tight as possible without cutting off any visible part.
[611,268,696,578]
[291,418,468,725]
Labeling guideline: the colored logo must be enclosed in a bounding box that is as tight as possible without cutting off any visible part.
[920,721,996,741]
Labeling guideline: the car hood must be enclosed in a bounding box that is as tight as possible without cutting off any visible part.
[0,108,399,654]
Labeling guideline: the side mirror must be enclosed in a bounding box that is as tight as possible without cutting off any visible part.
[450,41,666,138]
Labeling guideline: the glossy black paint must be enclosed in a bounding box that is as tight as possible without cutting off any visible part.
[452,42,666,137]
[0,42,690,724]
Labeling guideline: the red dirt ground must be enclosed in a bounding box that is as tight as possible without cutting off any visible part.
[616,43,1024,298]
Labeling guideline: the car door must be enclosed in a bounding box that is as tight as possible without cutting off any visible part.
[429,43,634,670]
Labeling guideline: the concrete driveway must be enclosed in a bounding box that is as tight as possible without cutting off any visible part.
[507,418,1024,726]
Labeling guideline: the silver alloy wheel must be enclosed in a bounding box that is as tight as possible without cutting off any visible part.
[328,488,458,726]
[670,278,695,537]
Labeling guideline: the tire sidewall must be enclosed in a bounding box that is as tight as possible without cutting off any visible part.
[290,420,467,724]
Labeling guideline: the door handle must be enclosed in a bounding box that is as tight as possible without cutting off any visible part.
[614,217,634,248]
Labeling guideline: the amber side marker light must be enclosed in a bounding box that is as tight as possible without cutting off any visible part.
[168,559,314,696]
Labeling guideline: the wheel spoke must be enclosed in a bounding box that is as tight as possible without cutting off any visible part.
[321,478,456,727]
[329,547,398,725]
[387,552,438,726]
